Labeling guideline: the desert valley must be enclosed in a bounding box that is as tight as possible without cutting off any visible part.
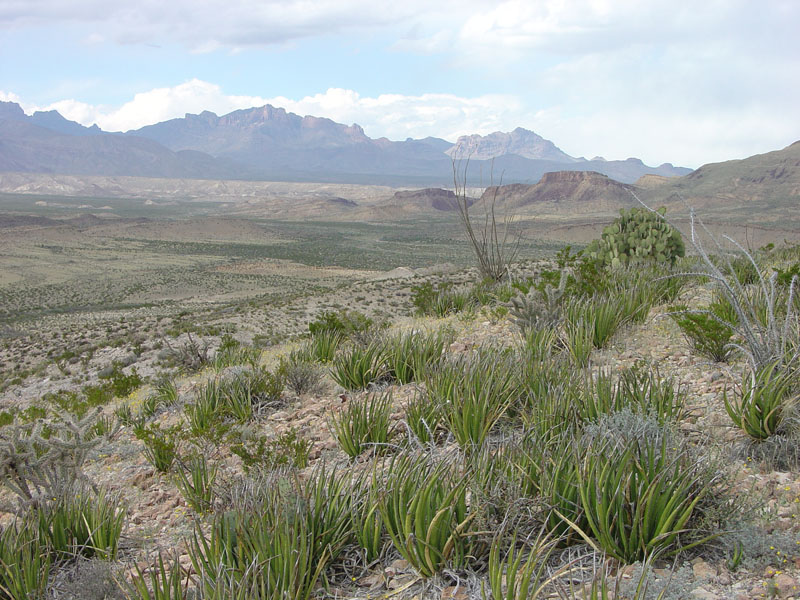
[1,97,800,600]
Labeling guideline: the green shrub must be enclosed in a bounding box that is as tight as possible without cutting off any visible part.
[724,360,797,440]
[328,392,392,458]
[514,432,586,540]
[565,295,627,349]
[484,529,565,600]
[122,552,189,600]
[136,423,180,474]
[563,318,594,367]
[426,350,519,450]
[99,363,143,397]
[308,309,372,337]
[0,521,50,600]
[670,299,736,362]
[385,329,448,385]
[220,368,284,422]
[410,281,474,317]
[585,207,685,268]
[377,453,473,577]
[213,335,262,370]
[304,330,342,363]
[578,363,687,424]
[37,486,125,561]
[190,505,327,600]
[329,342,388,391]
[403,391,443,445]
[522,326,560,362]
[229,427,312,472]
[574,414,720,563]
[175,453,217,514]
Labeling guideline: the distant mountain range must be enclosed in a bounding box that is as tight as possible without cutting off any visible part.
[470,141,800,224]
[0,101,690,185]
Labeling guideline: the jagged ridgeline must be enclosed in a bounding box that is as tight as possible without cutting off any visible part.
[585,206,685,268]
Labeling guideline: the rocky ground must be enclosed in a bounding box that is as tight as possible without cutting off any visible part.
[2,261,799,600]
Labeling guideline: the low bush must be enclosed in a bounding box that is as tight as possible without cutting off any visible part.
[670,297,736,363]
[724,360,797,440]
[278,356,325,396]
[377,453,473,577]
[0,521,50,600]
[36,485,125,561]
[403,391,443,445]
[136,423,180,474]
[328,392,392,458]
[385,329,448,384]
[574,413,721,562]
[308,309,373,337]
[122,552,188,600]
[426,350,519,450]
[329,341,389,391]
[175,453,217,514]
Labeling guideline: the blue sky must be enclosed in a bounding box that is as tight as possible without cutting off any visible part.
[1,0,798,168]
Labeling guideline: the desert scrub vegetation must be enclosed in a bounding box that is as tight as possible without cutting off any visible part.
[4,221,800,599]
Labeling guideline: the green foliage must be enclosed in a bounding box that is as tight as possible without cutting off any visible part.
[229,427,312,472]
[219,367,284,422]
[522,326,560,362]
[410,281,475,317]
[190,464,352,600]
[303,329,343,363]
[99,363,144,398]
[350,475,384,563]
[578,363,687,424]
[724,360,797,440]
[513,432,586,540]
[122,552,189,600]
[426,350,519,450]
[175,453,217,514]
[586,207,685,268]
[0,521,50,600]
[329,341,388,391]
[484,529,563,600]
[385,329,449,385]
[403,391,443,445]
[36,485,125,561]
[670,300,736,362]
[377,453,473,577]
[574,418,719,563]
[565,295,628,349]
[136,423,180,474]
[190,506,326,600]
[563,318,594,367]
[328,392,392,459]
[308,309,373,337]
[213,335,262,371]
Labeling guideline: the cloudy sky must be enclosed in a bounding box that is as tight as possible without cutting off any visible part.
[1,0,798,168]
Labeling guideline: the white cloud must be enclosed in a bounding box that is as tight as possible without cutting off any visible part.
[26,80,268,132]
[0,91,23,104]
[13,81,526,142]
[0,0,468,49]
[265,88,526,142]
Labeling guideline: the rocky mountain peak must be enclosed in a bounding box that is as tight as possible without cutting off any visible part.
[0,101,26,120]
[446,127,578,163]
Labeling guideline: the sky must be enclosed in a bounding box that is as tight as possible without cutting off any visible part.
[1,0,798,169]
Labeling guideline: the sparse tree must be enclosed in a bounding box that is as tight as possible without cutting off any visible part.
[452,158,520,282]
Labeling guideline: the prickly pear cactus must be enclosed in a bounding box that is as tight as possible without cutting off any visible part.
[585,207,684,268]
